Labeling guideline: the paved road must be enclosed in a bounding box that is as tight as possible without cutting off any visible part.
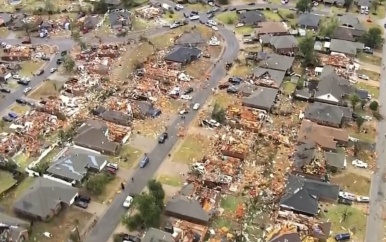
[365,17,386,242]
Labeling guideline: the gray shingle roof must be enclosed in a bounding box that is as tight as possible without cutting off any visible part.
[297,13,321,28]
[324,152,346,169]
[339,14,366,31]
[304,102,352,125]
[165,46,201,64]
[142,228,175,242]
[253,67,285,87]
[330,39,358,55]
[239,10,265,25]
[259,54,294,71]
[175,31,205,46]
[269,35,298,49]
[165,195,209,222]
[13,178,78,219]
[242,87,278,110]
[293,142,316,169]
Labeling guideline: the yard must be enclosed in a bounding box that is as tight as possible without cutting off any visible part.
[186,3,211,11]
[358,53,382,66]
[230,64,252,76]
[211,91,240,109]
[216,12,238,25]
[173,135,212,164]
[92,176,124,204]
[0,176,35,210]
[162,12,182,23]
[372,5,386,19]
[355,82,380,98]
[357,69,380,82]
[185,59,213,79]
[19,61,45,77]
[157,174,182,187]
[320,204,366,241]
[282,81,296,95]
[0,27,9,38]
[330,173,370,195]
[13,153,34,169]
[263,10,282,21]
[111,145,143,169]
[28,80,62,100]
[9,103,31,115]
[29,207,93,242]
[131,16,154,30]
[235,26,254,35]
[362,21,384,34]
[0,170,17,194]
[278,9,297,27]
[220,195,244,213]
[40,147,62,164]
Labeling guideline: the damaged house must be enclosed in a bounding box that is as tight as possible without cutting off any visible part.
[259,54,295,72]
[242,86,279,112]
[164,46,202,65]
[304,102,352,128]
[252,67,286,88]
[109,11,131,29]
[93,106,132,126]
[292,142,326,179]
[0,213,30,242]
[260,35,298,54]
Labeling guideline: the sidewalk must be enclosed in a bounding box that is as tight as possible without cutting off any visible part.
[360,61,381,73]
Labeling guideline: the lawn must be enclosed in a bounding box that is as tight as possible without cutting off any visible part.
[235,26,254,35]
[112,145,143,169]
[93,176,123,204]
[13,153,33,169]
[282,81,296,95]
[349,131,376,143]
[162,12,182,23]
[212,91,239,109]
[263,10,282,21]
[186,3,211,11]
[157,174,182,187]
[0,27,9,38]
[19,61,44,77]
[173,135,211,163]
[0,170,17,194]
[362,21,384,34]
[9,103,31,115]
[230,64,252,76]
[40,147,62,164]
[220,195,243,212]
[185,59,212,79]
[28,80,62,100]
[358,53,382,66]
[330,173,370,195]
[355,82,379,98]
[1,176,35,210]
[320,204,366,241]
[215,12,238,25]
[372,5,386,19]
[30,208,93,242]
[131,17,154,30]
[357,69,380,82]
[278,9,297,27]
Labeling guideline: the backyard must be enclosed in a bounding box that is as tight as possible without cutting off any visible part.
[10,104,31,115]
[358,53,382,66]
[230,64,252,76]
[211,91,240,109]
[282,81,296,95]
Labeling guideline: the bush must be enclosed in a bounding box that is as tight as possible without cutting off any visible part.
[32,162,50,174]
[373,111,383,120]
[369,100,379,111]
[86,172,115,195]
[286,13,295,19]
[226,17,234,24]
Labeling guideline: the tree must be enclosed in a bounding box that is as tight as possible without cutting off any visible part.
[86,173,114,195]
[296,78,304,89]
[94,0,108,14]
[296,0,313,13]
[63,55,75,73]
[298,36,319,66]
[369,100,379,111]
[147,180,165,209]
[349,93,360,109]
[355,116,365,131]
[211,103,226,124]
[319,17,338,37]
[362,27,383,49]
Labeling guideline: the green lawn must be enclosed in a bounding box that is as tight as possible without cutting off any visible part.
[372,5,386,19]
[215,12,238,25]
[112,145,143,169]
[13,153,32,169]
[186,3,211,11]
[28,81,61,100]
[282,81,296,95]
[40,147,61,163]
[0,171,17,194]
[212,92,238,109]
[355,82,380,98]
[358,53,382,66]
[230,64,252,76]
[162,12,182,23]
[1,177,35,210]
[173,135,211,163]
[330,173,370,195]
[235,26,254,34]
[157,174,182,187]
[349,131,376,143]
[263,10,282,21]
[131,17,153,30]
[220,195,244,212]
[19,61,44,77]
[278,9,297,27]
[357,69,380,82]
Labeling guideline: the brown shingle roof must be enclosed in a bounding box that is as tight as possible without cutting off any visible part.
[256,21,288,35]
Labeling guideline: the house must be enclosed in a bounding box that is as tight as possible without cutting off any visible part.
[81,16,99,31]
[329,39,364,56]
[175,31,206,47]
[109,11,131,29]
[269,232,301,242]
[142,228,176,242]
[357,0,371,11]
[298,119,349,150]
[324,151,346,170]
[255,21,288,36]
[74,120,121,155]
[259,54,295,72]
[46,153,108,183]
[0,213,30,242]
[252,67,285,88]
[0,14,12,27]
[333,27,357,42]
[242,87,278,112]
[100,109,132,126]
[304,102,352,128]
[104,0,122,7]
[292,142,326,179]
[13,178,78,221]
[267,35,298,54]
[164,46,201,65]
[134,101,162,118]
[324,0,345,6]
[337,14,366,38]
[280,174,340,216]
[293,142,317,171]
[238,10,265,26]
[297,13,321,30]
[165,195,210,225]
[238,83,258,96]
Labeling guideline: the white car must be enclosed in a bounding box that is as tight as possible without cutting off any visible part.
[12,75,20,80]
[363,115,372,121]
[23,87,32,94]
[179,109,188,115]
[212,26,218,31]
[175,4,184,9]
[180,95,192,100]
[1,42,6,48]
[352,159,368,169]
[50,68,57,73]
[358,74,369,80]
[207,20,217,26]
[106,162,119,170]
[193,103,200,110]
[339,191,356,201]
[123,195,134,208]
[189,15,200,20]
[356,196,370,203]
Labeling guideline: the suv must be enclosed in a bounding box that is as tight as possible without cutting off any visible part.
[335,233,350,241]
[140,156,150,168]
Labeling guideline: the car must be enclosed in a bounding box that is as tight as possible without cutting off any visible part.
[358,74,369,80]
[8,112,18,119]
[50,68,57,73]
[15,98,27,104]
[356,196,370,203]
[363,48,373,54]
[222,7,228,11]
[12,75,20,80]
[193,103,200,110]
[61,51,67,56]
[106,162,119,170]
[1,42,7,48]
[179,109,189,115]
[0,88,10,93]
[140,156,150,168]
[339,191,356,201]
[2,116,13,122]
[56,58,63,65]
[189,15,200,20]
[158,132,168,143]
[352,159,368,168]
[207,20,217,26]
[363,115,372,121]
[35,69,44,76]
[23,87,32,94]
[180,95,192,100]
[183,87,194,95]
[17,80,29,86]
[74,200,88,209]
[212,26,219,31]
[338,197,353,205]
[183,13,189,18]
[248,2,256,5]
[76,195,91,203]
[208,13,215,19]
[191,11,199,15]
[207,9,215,14]
[106,167,117,175]
[123,195,134,208]
[384,23,386,28]
[335,233,350,241]
[41,56,50,61]
[230,7,236,11]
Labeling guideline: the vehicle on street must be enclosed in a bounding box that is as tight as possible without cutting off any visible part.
[335,233,350,241]
[225,62,233,70]
[106,162,119,170]
[17,80,29,85]
[356,196,370,203]
[189,15,200,20]
[2,116,13,122]
[23,87,32,94]
[208,13,215,19]
[16,98,27,104]
[180,95,192,100]
[170,22,180,29]
[384,23,386,28]
[339,191,356,201]
[193,103,200,110]
[358,74,369,80]
[222,7,228,11]
[61,51,67,56]
[175,4,183,10]
[8,112,18,119]
[207,20,217,25]
[352,159,368,168]
[76,195,91,203]
[12,75,20,80]
[140,156,150,168]
[183,87,194,95]
[50,68,57,73]
[212,26,218,31]
[123,195,134,208]
[106,167,117,175]
[248,2,255,5]
[191,11,199,15]
[179,109,188,115]
[158,132,168,143]
[230,7,236,11]
[56,58,63,65]
[74,200,88,209]
[0,88,10,93]
[41,56,50,61]
[35,69,44,76]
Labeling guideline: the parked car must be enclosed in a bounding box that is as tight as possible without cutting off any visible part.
[248,2,256,4]
[356,196,370,203]
[50,68,57,73]
[352,159,368,168]
[358,74,369,80]
[76,195,91,203]
[17,80,29,86]
[15,98,27,104]
[123,195,134,208]
[179,109,189,115]
[189,15,200,20]
[41,56,50,61]
[12,75,21,80]
[158,132,168,143]
[106,167,117,175]
[0,88,10,93]
[35,69,44,76]
[335,233,350,241]
[338,197,352,205]
[2,116,13,122]
[23,87,32,94]
[191,11,199,15]
[222,7,228,11]
[363,47,373,54]
[230,7,236,11]
[61,51,67,56]
[140,156,150,168]
[74,200,88,209]
[183,87,194,95]
[56,58,63,65]
[339,191,356,201]
[8,112,18,119]
[180,95,192,100]
[193,103,200,110]
[106,162,119,170]
[208,13,215,19]
[212,26,218,31]
[207,20,217,26]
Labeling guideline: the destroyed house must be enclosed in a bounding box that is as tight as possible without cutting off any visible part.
[242,87,279,112]
[46,154,108,183]
[164,46,201,65]
[226,105,261,132]
[0,213,30,242]
[280,175,339,216]
[74,120,121,155]
[100,109,131,126]
[252,68,285,88]
[165,195,210,226]
[1,47,31,61]
[109,11,131,29]
[293,142,326,179]
[269,232,301,242]
[304,102,352,128]
[238,10,265,26]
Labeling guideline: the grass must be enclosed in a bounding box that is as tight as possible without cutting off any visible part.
[19,61,44,77]
[235,26,254,35]
[349,131,375,143]
[131,17,153,31]
[185,59,212,79]
[330,173,370,195]
[320,204,366,241]
[355,82,379,98]
[372,5,386,19]
[186,3,211,11]
[93,177,123,204]
[173,135,211,163]
[13,153,32,169]
[358,53,382,66]
[162,12,182,23]
[157,174,182,187]
[0,176,35,210]
[0,27,9,38]
[215,12,238,25]
[278,9,297,27]
[230,64,252,76]
[111,145,143,169]
[220,195,243,212]
[362,21,384,34]
[263,10,282,21]
[357,69,380,82]
[28,80,62,100]
[9,103,31,115]
[212,91,239,109]
[282,81,296,95]
[40,147,61,164]
[0,171,17,194]
[213,217,233,229]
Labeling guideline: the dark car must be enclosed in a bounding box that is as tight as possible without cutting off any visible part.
[56,58,63,65]
[248,2,256,5]
[183,87,194,95]
[208,13,215,19]
[207,9,214,14]
[228,77,242,84]
[2,116,13,122]
[76,195,91,203]
[0,88,10,93]
[16,98,27,104]
[8,112,17,119]
[17,80,29,86]
[191,11,199,15]
[74,200,88,209]
[140,156,150,168]
[338,197,352,206]
[61,51,67,56]
[41,56,50,61]
[335,233,350,241]
[199,19,205,24]
[230,7,236,11]
[222,7,228,12]
[384,23,386,28]
[158,132,168,143]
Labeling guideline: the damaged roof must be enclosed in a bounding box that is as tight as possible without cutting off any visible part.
[165,195,210,223]
[164,46,201,64]
[242,87,278,111]
[304,102,352,126]
[253,67,286,87]
[293,142,317,170]
[324,152,346,169]
[100,109,131,126]
[259,54,295,71]
[175,31,206,46]
[269,232,302,242]
[142,228,175,242]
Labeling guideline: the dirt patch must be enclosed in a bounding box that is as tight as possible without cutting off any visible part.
[185,59,212,79]
[330,172,371,195]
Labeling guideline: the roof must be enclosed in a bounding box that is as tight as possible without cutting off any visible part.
[100,109,131,126]
[104,0,121,4]
[259,54,294,71]
[329,39,360,55]
[239,10,265,25]
[253,67,285,87]
[242,87,278,110]
[333,27,356,41]
[142,228,175,242]
[339,14,366,31]
[0,213,29,228]
[175,31,206,46]
[109,11,131,27]
[13,178,78,218]
[164,46,201,64]
[256,21,287,35]
[165,195,210,223]
[324,152,346,169]
[358,0,371,6]
[297,13,321,28]
[269,232,302,242]
[293,142,317,170]
[269,35,298,49]
[304,102,352,125]
[298,119,349,149]
[47,154,108,181]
